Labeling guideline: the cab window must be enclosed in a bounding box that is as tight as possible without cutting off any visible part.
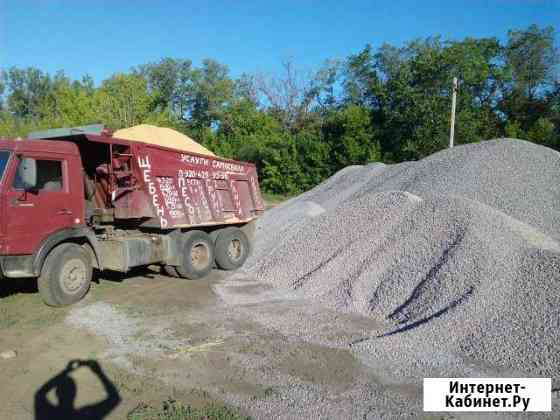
[13,159,64,192]
[0,151,11,182]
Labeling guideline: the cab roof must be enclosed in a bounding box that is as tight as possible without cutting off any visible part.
[0,138,80,155]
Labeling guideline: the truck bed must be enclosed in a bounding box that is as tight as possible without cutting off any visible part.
[34,131,265,229]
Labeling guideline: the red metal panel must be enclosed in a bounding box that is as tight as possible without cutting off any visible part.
[0,140,85,255]
[118,141,264,228]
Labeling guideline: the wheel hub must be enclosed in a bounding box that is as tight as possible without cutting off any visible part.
[191,242,210,270]
[227,239,242,261]
[60,259,87,293]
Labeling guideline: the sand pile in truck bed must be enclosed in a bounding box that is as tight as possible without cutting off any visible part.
[244,139,560,383]
[113,124,215,156]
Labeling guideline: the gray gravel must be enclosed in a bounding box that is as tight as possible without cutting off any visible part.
[66,301,189,370]
[244,139,560,385]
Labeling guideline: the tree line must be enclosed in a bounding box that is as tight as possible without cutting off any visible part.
[0,25,558,194]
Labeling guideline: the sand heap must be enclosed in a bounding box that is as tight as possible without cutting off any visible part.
[244,139,560,383]
[113,124,215,156]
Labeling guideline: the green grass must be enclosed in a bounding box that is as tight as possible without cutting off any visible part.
[106,365,162,396]
[127,399,251,420]
[0,285,69,331]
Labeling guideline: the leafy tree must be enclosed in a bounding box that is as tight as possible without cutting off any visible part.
[257,134,303,194]
[0,77,5,109]
[547,82,560,144]
[38,72,98,127]
[256,58,340,131]
[295,124,331,190]
[3,67,52,119]
[344,44,381,108]
[527,117,557,148]
[234,73,259,105]
[94,73,152,129]
[188,59,234,131]
[501,25,558,135]
[344,36,511,160]
[323,104,380,169]
[136,58,193,115]
[211,99,304,193]
[505,25,557,99]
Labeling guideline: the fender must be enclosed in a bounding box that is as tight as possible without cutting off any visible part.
[32,227,104,275]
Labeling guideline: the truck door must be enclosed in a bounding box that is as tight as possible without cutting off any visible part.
[4,156,75,255]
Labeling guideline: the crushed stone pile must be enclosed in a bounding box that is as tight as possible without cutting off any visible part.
[113,124,215,156]
[244,139,560,382]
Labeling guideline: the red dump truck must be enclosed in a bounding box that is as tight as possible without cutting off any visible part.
[0,125,264,306]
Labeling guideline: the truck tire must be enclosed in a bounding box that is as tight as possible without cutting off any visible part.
[176,230,214,280]
[37,243,93,307]
[214,227,250,270]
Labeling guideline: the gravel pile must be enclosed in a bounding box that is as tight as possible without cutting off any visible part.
[245,139,560,383]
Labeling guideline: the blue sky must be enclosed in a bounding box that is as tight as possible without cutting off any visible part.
[1,0,558,83]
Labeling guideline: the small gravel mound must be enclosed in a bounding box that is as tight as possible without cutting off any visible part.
[246,139,560,382]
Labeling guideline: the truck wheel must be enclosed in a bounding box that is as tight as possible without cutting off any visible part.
[176,230,214,280]
[163,265,180,278]
[38,243,93,307]
[214,227,250,270]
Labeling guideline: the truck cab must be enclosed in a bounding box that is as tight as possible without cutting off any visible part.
[0,139,87,279]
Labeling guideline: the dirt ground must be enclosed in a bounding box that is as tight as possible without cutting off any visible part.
[3,264,529,419]
[0,265,411,419]
[0,270,241,419]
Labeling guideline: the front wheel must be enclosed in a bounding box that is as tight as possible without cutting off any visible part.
[176,230,215,280]
[38,243,93,306]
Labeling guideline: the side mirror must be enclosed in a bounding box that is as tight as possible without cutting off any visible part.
[18,157,37,190]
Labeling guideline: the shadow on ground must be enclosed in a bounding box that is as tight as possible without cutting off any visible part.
[0,265,160,301]
[95,266,160,284]
[34,359,121,420]
[0,278,38,299]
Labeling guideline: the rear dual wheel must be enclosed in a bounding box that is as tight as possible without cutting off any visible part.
[213,227,250,270]
[165,230,215,280]
[163,227,250,280]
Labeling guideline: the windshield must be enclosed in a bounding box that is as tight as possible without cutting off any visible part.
[0,151,11,182]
